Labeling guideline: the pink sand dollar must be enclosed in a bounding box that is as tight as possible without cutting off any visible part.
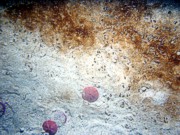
[42,120,58,135]
[82,86,99,102]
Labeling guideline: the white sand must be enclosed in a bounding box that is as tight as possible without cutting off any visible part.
[0,2,179,135]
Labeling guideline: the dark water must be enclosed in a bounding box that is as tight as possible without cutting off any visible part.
[0,0,180,7]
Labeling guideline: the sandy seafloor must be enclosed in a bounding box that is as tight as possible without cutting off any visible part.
[0,1,180,135]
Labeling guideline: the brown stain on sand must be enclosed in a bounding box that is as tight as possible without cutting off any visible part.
[4,1,96,50]
[3,0,180,117]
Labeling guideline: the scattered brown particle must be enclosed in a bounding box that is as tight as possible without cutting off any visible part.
[3,0,179,92]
